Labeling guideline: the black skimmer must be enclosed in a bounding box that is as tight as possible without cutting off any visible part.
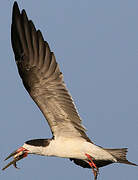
[2,2,137,179]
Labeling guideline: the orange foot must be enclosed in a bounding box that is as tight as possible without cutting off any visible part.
[85,153,99,180]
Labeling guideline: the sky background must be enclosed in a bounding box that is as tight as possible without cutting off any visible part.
[0,0,138,180]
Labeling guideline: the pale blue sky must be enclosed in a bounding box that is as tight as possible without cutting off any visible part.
[1,0,138,180]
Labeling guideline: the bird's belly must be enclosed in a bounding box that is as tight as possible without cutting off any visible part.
[47,139,86,159]
[45,139,115,161]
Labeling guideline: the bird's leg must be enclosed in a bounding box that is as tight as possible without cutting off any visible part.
[85,153,99,180]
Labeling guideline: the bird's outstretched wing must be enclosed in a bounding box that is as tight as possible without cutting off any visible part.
[11,2,91,142]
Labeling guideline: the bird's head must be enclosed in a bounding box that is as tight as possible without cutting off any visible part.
[2,139,51,171]
[2,146,29,170]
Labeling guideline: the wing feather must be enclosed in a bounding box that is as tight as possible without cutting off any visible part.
[11,2,92,142]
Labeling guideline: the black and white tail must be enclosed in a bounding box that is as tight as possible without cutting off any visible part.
[105,148,137,166]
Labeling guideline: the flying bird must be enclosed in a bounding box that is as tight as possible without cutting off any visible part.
[3,2,137,179]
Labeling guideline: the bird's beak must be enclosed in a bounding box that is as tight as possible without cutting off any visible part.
[2,147,29,171]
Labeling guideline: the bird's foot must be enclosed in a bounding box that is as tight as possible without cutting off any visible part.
[85,153,99,180]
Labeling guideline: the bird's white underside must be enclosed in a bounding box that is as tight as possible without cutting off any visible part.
[23,138,117,162]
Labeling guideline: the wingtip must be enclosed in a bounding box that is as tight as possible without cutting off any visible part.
[12,1,20,21]
[13,1,19,12]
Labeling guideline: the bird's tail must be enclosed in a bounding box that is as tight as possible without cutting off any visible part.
[104,148,137,166]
